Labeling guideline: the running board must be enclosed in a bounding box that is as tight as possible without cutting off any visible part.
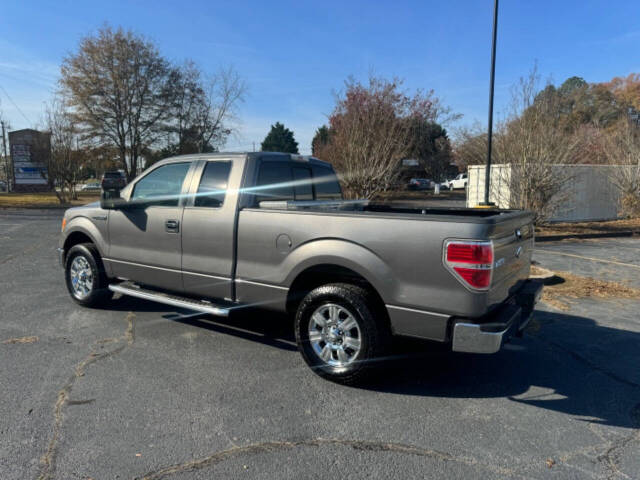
[108,282,229,317]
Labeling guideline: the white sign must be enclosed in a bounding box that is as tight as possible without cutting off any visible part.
[11,143,48,185]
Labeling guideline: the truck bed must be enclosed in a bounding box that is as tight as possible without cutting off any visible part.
[258,199,528,223]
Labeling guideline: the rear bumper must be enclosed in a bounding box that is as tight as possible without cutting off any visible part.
[451,280,543,354]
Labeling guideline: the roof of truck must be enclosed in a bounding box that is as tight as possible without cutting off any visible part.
[157,151,332,167]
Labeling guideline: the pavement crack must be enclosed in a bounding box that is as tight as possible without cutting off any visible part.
[597,404,640,480]
[135,438,521,479]
[36,312,136,480]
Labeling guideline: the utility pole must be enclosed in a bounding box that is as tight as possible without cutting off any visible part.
[252,141,255,152]
[1,121,9,192]
[481,0,499,206]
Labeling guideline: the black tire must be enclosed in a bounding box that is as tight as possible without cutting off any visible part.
[64,243,113,307]
[295,283,390,385]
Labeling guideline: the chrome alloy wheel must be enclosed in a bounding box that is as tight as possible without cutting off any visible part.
[308,303,362,367]
[70,255,94,299]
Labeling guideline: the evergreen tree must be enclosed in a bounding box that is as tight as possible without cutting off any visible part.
[311,125,331,155]
[261,122,299,153]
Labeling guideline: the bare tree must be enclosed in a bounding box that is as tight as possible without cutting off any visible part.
[192,66,246,153]
[453,122,488,170]
[60,26,174,181]
[41,97,82,204]
[496,67,577,221]
[164,63,246,155]
[166,60,205,155]
[604,119,640,216]
[455,66,578,222]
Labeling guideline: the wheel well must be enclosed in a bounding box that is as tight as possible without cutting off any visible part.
[63,232,94,260]
[286,264,387,317]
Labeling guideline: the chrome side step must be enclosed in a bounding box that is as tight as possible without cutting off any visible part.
[108,282,229,317]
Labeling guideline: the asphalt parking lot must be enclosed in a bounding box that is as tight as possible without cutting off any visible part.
[1,209,639,479]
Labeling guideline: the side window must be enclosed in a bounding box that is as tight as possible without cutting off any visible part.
[131,162,191,207]
[311,165,342,200]
[292,167,313,201]
[194,161,231,208]
[255,162,294,203]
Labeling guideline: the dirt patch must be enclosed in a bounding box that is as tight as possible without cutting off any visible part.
[3,336,39,344]
[531,266,640,310]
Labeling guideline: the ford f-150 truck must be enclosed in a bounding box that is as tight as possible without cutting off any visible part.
[58,152,542,383]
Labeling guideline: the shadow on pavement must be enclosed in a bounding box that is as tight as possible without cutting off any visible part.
[367,309,640,429]
[106,295,640,428]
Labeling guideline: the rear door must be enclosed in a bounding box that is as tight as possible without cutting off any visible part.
[181,159,237,300]
[107,162,194,292]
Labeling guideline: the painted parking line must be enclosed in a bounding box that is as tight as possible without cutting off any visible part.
[536,249,640,270]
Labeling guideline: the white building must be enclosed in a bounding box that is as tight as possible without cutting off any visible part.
[467,164,622,222]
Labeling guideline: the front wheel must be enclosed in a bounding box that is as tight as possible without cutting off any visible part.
[64,243,113,307]
[295,283,390,384]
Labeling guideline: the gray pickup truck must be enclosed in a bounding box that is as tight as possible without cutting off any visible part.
[58,152,542,383]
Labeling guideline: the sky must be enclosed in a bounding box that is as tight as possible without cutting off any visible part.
[1,0,639,155]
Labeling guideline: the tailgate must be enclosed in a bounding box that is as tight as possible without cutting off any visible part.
[488,212,535,305]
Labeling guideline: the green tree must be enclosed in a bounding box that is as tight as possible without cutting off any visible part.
[311,125,331,156]
[406,119,452,181]
[261,122,299,153]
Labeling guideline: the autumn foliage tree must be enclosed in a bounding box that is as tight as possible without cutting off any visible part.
[453,66,640,221]
[315,76,454,199]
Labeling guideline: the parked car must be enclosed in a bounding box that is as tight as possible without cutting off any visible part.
[58,152,540,384]
[407,178,433,190]
[448,172,468,190]
[101,171,126,191]
[81,182,101,191]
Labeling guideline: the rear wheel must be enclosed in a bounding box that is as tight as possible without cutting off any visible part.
[64,243,112,307]
[295,283,390,384]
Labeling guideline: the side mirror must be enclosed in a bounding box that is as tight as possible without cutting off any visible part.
[100,189,128,210]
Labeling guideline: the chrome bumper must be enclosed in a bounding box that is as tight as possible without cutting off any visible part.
[452,280,543,354]
[56,247,65,267]
[452,308,521,354]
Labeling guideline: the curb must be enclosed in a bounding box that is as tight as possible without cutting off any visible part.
[535,231,636,242]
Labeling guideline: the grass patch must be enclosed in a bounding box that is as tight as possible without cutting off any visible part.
[536,218,640,238]
[0,192,100,208]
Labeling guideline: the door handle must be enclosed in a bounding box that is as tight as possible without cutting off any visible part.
[165,219,179,232]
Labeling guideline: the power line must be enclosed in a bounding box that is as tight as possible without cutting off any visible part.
[0,85,32,126]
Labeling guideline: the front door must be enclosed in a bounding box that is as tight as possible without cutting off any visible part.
[107,162,193,292]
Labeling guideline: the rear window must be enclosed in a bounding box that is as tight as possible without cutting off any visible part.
[311,165,342,200]
[255,162,294,203]
[255,161,342,204]
[104,172,122,178]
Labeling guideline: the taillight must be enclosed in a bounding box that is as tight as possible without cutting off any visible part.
[444,240,494,290]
